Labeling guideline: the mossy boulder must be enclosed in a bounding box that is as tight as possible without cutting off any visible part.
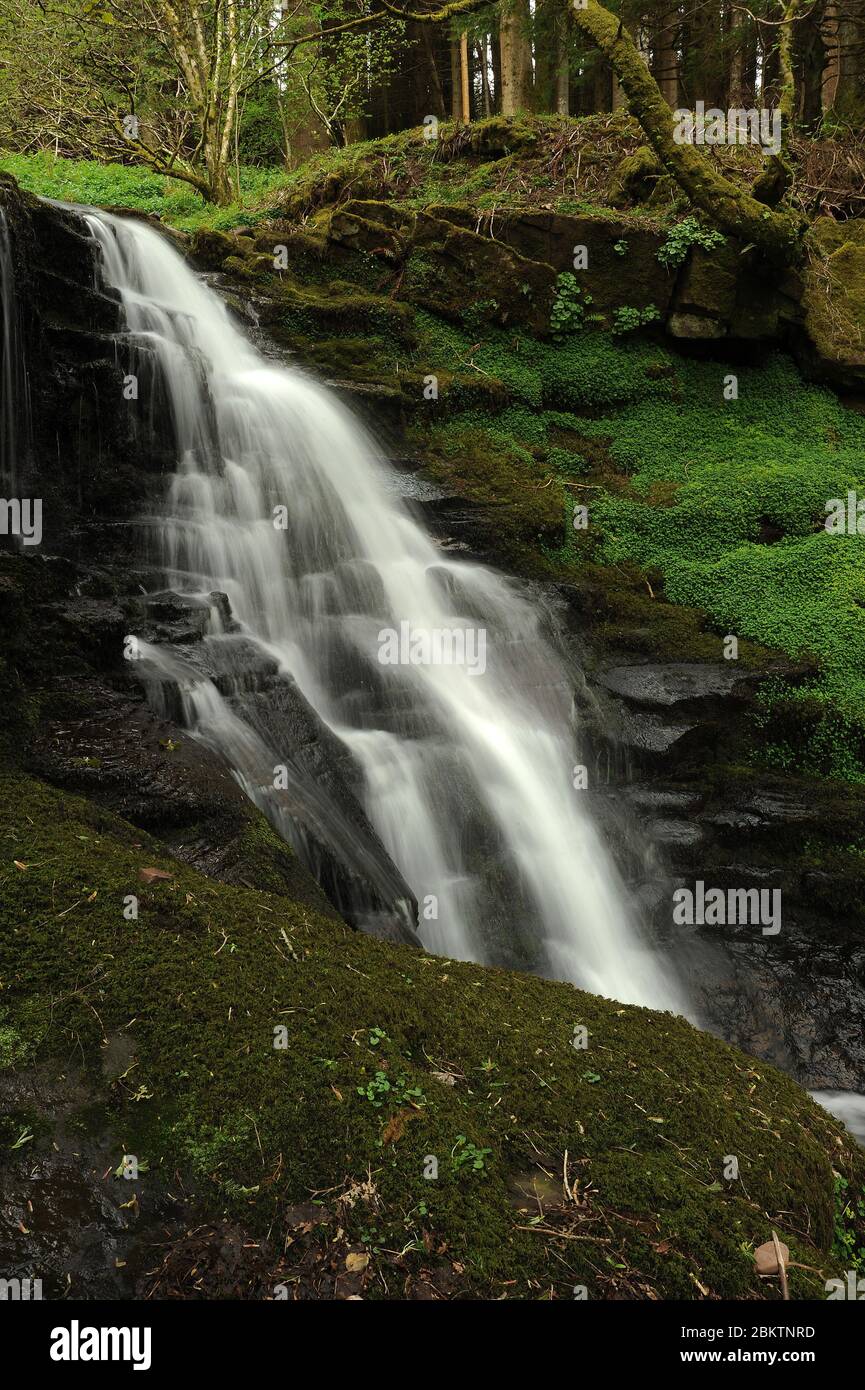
[609,145,663,206]
[802,217,865,388]
[404,214,556,334]
[668,239,804,343]
[441,114,541,160]
[252,226,327,262]
[326,207,408,261]
[672,242,740,326]
[189,228,252,272]
[268,276,416,344]
[321,199,560,335]
[462,211,675,320]
[1,772,862,1299]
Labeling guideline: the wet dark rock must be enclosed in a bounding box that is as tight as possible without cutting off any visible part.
[229,674,420,944]
[0,179,159,558]
[625,784,702,815]
[435,206,676,320]
[597,661,753,707]
[614,704,700,756]
[646,818,704,848]
[0,1062,183,1299]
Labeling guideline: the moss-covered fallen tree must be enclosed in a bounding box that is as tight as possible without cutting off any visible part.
[1,773,862,1299]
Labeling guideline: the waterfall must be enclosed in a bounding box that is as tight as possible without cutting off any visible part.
[83,208,683,1012]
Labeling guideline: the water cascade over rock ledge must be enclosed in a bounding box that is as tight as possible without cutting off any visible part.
[83,206,682,1011]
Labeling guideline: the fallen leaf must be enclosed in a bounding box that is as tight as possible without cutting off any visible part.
[139,867,172,884]
[381,1109,414,1145]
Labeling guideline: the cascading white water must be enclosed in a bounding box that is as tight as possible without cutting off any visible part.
[84,208,683,1011]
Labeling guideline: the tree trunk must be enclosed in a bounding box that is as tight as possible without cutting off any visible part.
[694,1,726,107]
[422,26,448,118]
[593,54,614,111]
[778,0,804,130]
[762,33,782,106]
[460,31,471,118]
[478,40,493,115]
[448,40,460,118]
[831,0,865,118]
[798,7,827,129]
[491,25,503,109]
[653,11,679,106]
[499,0,532,113]
[535,0,565,111]
[556,14,571,115]
[202,114,237,205]
[728,4,746,106]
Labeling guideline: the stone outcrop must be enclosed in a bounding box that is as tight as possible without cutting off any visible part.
[186,181,865,391]
[800,217,865,390]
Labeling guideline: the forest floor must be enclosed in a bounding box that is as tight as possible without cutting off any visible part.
[4,112,865,231]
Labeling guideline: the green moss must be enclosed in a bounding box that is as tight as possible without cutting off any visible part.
[272,276,415,344]
[0,151,283,231]
[803,219,865,377]
[0,772,860,1298]
[0,1015,32,1071]
[609,145,662,206]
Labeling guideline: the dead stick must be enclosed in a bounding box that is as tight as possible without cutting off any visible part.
[771,1229,790,1301]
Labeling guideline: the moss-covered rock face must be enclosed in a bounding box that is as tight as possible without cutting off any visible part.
[180,145,857,391]
[803,218,865,389]
[405,213,557,334]
[1,772,862,1300]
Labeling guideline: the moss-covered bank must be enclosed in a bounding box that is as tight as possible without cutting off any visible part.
[1,772,863,1299]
